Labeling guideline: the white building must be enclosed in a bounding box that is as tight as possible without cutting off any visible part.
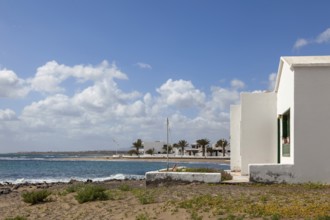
[231,56,330,184]
[143,141,166,155]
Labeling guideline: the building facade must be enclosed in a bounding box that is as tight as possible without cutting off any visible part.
[231,56,330,183]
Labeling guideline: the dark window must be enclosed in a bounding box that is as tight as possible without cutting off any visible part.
[282,110,290,157]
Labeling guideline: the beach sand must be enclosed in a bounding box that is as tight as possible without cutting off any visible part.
[1,180,329,220]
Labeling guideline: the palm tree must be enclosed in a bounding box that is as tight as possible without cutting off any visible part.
[196,138,210,157]
[177,140,189,156]
[216,138,228,157]
[132,139,143,155]
[207,146,214,156]
[162,144,173,154]
[145,148,155,155]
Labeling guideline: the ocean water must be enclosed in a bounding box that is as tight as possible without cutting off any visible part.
[0,154,229,184]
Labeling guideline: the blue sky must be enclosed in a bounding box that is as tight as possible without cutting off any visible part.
[0,0,330,153]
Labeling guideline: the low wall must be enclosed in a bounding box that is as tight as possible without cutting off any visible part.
[249,164,295,183]
[145,171,221,186]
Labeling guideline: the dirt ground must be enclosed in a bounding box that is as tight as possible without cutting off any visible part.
[0,180,329,220]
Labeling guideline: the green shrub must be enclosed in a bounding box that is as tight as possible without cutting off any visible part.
[220,170,233,181]
[133,189,155,205]
[178,167,219,173]
[135,213,150,220]
[21,190,51,205]
[118,184,131,191]
[66,183,84,193]
[75,184,108,204]
[302,182,326,190]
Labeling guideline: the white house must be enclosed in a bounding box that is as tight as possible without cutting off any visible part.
[230,56,330,184]
[143,141,166,155]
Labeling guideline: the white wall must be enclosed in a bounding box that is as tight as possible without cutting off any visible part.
[240,92,277,175]
[293,66,330,183]
[250,64,330,184]
[230,105,241,171]
[277,62,295,164]
[143,141,165,154]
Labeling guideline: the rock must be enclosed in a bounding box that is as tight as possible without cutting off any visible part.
[12,184,20,190]
[69,179,79,184]
[0,188,12,194]
[86,179,93,183]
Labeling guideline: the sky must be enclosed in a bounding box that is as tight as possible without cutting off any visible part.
[0,0,330,153]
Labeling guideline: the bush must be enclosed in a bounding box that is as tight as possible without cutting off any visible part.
[75,184,108,204]
[135,213,150,220]
[22,190,51,205]
[133,189,155,205]
[220,170,233,181]
[66,183,84,193]
[118,184,131,191]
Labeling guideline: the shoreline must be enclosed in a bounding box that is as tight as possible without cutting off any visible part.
[57,156,230,164]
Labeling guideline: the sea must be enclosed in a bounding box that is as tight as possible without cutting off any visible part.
[0,153,230,184]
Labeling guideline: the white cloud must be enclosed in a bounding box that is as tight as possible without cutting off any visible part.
[30,60,127,93]
[0,60,247,153]
[0,109,17,121]
[0,69,29,98]
[316,28,330,43]
[268,72,277,91]
[156,79,205,108]
[293,38,308,50]
[136,62,152,69]
[293,28,330,49]
[230,79,245,89]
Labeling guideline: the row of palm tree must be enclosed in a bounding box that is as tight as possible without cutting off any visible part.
[128,138,229,156]
[173,138,229,157]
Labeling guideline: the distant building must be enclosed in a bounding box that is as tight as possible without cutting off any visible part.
[231,56,330,184]
[143,141,166,155]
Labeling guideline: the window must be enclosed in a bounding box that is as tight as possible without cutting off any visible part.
[282,110,290,157]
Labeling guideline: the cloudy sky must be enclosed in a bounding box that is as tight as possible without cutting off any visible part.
[1,1,330,153]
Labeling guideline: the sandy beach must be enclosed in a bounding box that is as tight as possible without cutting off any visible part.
[1,180,329,220]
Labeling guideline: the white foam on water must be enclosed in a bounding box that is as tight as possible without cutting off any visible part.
[0,174,145,185]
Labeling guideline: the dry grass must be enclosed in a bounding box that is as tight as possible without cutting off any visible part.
[0,180,329,220]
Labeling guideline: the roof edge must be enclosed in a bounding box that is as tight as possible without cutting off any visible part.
[274,57,285,93]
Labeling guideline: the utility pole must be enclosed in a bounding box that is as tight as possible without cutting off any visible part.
[166,117,169,171]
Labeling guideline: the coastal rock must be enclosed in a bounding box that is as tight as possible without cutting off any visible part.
[0,188,12,195]
[69,179,79,184]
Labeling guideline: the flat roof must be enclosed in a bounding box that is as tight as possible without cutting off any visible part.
[281,56,330,68]
[274,56,330,92]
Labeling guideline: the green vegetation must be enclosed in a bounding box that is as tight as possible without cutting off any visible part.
[118,183,131,191]
[75,184,108,204]
[135,213,151,220]
[66,183,84,193]
[145,148,155,155]
[131,139,143,155]
[174,139,189,156]
[216,138,229,157]
[132,189,156,205]
[21,190,51,205]
[302,182,327,189]
[220,170,233,181]
[176,184,330,219]
[196,138,210,157]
